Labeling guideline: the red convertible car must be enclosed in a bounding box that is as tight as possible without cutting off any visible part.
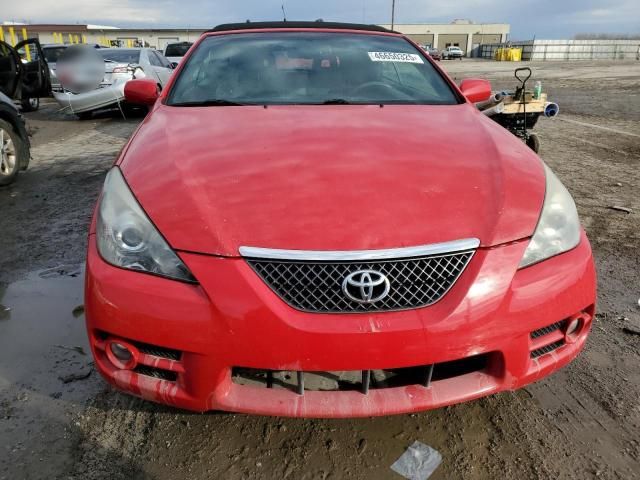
[85,22,596,417]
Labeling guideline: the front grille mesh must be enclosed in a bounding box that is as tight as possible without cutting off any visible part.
[530,320,567,339]
[134,342,182,361]
[133,365,178,381]
[530,339,565,359]
[247,251,474,313]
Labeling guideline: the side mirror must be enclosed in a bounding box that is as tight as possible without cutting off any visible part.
[124,78,159,106]
[170,62,179,69]
[459,78,492,104]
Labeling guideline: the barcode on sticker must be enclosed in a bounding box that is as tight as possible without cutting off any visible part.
[368,52,424,64]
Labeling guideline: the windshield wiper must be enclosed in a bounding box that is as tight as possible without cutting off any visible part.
[170,99,248,107]
[321,98,351,105]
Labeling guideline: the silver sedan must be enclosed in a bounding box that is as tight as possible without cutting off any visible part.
[53,48,174,118]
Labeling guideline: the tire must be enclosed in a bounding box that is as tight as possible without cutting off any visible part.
[122,103,149,118]
[526,133,540,153]
[77,111,93,120]
[0,119,27,186]
[21,97,39,112]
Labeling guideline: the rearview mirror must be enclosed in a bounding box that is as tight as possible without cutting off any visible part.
[459,79,492,104]
[124,79,160,106]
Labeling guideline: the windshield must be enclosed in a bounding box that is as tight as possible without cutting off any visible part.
[167,32,459,106]
[165,43,192,57]
[98,49,140,64]
[43,46,67,63]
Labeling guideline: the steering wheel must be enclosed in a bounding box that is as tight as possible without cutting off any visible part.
[353,81,396,96]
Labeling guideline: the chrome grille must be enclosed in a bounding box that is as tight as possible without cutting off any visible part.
[246,250,475,313]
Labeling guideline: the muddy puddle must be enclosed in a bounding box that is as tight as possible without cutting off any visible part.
[0,265,102,478]
[0,265,90,390]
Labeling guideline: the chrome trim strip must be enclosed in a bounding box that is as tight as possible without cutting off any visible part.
[239,238,480,261]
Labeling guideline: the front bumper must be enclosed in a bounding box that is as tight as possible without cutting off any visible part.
[53,80,127,113]
[85,232,596,417]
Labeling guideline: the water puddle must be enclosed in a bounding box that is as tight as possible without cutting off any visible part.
[0,265,92,394]
[0,264,104,477]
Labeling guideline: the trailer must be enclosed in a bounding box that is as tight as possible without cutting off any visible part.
[476,67,559,153]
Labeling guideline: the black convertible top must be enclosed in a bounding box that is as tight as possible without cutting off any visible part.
[209,21,398,34]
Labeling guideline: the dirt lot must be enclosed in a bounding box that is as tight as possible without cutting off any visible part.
[1,60,639,480]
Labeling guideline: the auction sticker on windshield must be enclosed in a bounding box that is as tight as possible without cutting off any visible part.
[368,52,424,63]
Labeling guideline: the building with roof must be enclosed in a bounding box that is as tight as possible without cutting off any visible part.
[381,21,510,55]
[1,20,509,56]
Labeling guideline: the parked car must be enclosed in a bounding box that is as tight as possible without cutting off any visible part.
[163,41,193,65]
[0,91,30,185]
[427,47,441,60]
[0,38,51,111]
[42,43,102,92]
[52,47,174,118]
[85,21,596,417]
[442,45,464,60]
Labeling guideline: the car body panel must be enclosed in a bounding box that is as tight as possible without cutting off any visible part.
[53,80,127,113]
[0,41,21,99]
[120,103,545,255]
[85,230,596,416]
[163,41,193,65]
[43,43,102,92]
[425,48,441,60]
[443,46,464,59]
[42,44,68,92]
[85,25,597,417]
[52,48,171,114]
[0,38,50,101]
[144,49,173,85]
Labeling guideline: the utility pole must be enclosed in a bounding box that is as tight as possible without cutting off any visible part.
[391,0,396,30]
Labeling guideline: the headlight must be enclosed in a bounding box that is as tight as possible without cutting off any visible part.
[97,167,196,282]
[519,163,581,268]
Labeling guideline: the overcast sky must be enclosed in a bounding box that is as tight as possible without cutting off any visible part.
[4,0,639,39]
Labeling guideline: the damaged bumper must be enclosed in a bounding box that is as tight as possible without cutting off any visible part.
[53,80,127,114]
[85,232,596,418]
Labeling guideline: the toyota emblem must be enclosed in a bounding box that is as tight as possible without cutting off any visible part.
[342,270,391,304]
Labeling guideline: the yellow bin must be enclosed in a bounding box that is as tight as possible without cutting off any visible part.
[508,48,522,61]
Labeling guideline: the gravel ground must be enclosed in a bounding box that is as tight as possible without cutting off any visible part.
[0,60,639,480]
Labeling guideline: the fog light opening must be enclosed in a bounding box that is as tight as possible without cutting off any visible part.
[565,317,583,343]
[111,343,132,361]
[106,339,138,370]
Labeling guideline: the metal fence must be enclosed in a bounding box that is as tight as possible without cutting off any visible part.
[479,39,640,61]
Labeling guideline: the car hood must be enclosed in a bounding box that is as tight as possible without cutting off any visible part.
[120,104,545,256]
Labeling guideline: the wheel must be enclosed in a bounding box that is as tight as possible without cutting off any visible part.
[0,119,27,186]
[122,103,149,117]
[21,97,39,112]
[526,133,540,153]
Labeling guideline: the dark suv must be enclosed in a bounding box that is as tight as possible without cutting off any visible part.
[0,38,51,111]
[0,91,30,185]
